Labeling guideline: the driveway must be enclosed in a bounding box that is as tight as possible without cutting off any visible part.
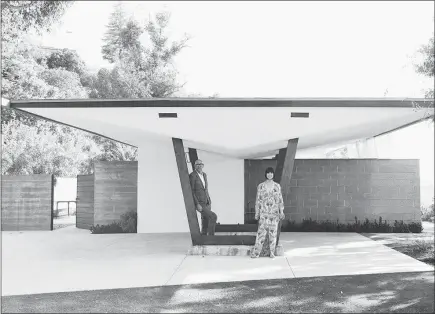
[1,227,433,296]
[2,271,434,313]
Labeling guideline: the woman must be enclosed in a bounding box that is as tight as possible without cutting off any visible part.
[251,167,286,258]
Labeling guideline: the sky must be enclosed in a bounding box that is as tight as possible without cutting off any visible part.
[31,1,434,98]
[26,1,434,202]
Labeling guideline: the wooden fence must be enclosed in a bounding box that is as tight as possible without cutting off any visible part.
[1,174,54,231]
[75,161,138,229]
[76,174,94,229]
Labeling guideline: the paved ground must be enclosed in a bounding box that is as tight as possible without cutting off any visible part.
[2,271,434,313]
[422,221,434,233]
[1,226,433,296]
[53,215,76,230]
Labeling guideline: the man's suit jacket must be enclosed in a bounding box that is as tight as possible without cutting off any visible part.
[189,171,211,206]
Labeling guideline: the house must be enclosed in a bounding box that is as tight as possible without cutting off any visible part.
[3,97,433,244]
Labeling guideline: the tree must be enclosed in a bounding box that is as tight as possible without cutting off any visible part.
[46,48,87,75]
[91,61,152,99]
[43,48,97,97]
[40,68,89,99]
[416,36,435,79]
[414,34,435,122]
[1,0,137,175]
[140,11,190,97]
[2,43,88,101]
[1,1,84,124]
[92,136,137,162]
[101,3,143,63]
[90,68,119,99]
[94,10,189,99]
[1,1,74,42]
[415,34,434,99]
[1,118,101,177]
[1,0,83,102]
[79,72,99,98]
[1,43,51,100]
[1,43,90,131]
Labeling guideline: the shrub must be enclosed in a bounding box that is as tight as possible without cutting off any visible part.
[280,216,422,233]
[120,210,137,233]
[90,221,123,234]
[90,210,137,234]
[409,239,433,254]
[405,239,435,266]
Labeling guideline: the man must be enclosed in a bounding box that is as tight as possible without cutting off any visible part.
[189,159,217,235]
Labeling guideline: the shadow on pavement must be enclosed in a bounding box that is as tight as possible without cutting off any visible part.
[2,271,434,313]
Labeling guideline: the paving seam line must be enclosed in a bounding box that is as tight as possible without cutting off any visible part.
[285,256,297,278]
[101,234,132,248]
[163,255,188,286]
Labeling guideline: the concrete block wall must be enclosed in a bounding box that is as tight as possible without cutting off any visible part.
[285,159,420,223]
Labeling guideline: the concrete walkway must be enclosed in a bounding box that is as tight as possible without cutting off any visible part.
[1,226,433,296]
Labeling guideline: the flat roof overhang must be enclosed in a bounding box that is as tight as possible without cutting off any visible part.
[6,98,434,158]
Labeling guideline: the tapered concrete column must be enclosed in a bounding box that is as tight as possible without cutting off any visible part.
[275,138,299,245]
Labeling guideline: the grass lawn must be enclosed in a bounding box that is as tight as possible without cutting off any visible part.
[362,221,435,267]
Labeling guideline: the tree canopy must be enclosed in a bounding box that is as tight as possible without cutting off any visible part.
[95,9,190,98]
[1,1,74,42]
[414,32,434,122]
[1,117,101,176]
[415,35,434,99]
[1,2,198,178]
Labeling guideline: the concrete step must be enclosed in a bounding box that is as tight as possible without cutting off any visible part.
[215,224,258,232]
[215,232,257,236]
[187,244,283,256]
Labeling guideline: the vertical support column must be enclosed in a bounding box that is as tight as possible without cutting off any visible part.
[172,138,201,245]
[244,159,250,223]
[188,148,202,233]
[188,148,199,166]
[76,177,78,229]
[50,174,54,231]
[275,138,298,245]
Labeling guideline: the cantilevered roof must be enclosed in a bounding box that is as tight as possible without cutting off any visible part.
[6,98,434,158]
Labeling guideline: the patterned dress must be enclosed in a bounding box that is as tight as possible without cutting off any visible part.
[251,180,285,257]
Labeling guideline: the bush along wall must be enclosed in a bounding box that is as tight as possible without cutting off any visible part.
[280,216,422,233]
[90,211,137,234]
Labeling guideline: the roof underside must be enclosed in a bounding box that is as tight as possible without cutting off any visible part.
[8,98,434,158]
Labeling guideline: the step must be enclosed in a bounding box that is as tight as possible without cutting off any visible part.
[215,232,257,236]
[215,224,258,232]
[187,244,284,256]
